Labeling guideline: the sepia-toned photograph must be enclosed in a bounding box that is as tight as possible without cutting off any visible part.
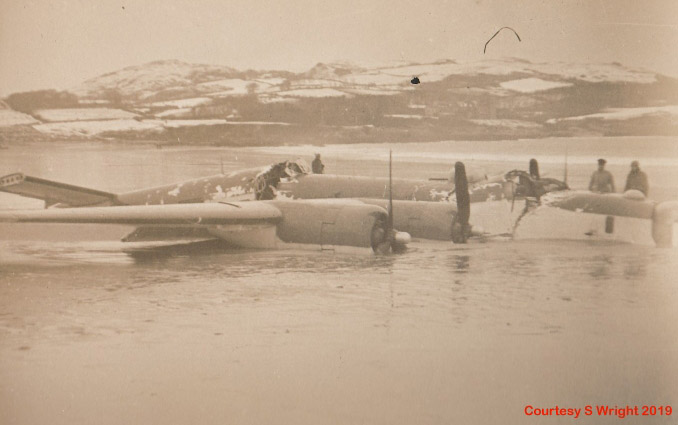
[1,1,676,424]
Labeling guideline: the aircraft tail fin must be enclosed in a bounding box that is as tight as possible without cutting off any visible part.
[0,172,118,207]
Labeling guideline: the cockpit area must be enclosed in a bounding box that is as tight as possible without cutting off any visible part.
[253,159,310,200]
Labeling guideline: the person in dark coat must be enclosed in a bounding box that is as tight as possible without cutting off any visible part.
[589,158,615,193]
[624,160,649,196]
[311,153,324,174]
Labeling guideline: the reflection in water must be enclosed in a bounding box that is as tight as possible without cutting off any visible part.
[588,254,614,280]
[622,257,648,280]
[125,239,238,263]
[449,254,470,273]
[509,255,542,278]
[1,240,674,319]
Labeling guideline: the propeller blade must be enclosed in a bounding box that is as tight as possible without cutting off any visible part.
[452,161,470,243]
[375,150,408,253]
[529,158,540,179]
[388,150,394,233]
[563,144,569,185]
[375,150,395,254]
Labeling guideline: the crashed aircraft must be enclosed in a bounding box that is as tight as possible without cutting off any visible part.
[0,161,411,254]
[1,158,677,248]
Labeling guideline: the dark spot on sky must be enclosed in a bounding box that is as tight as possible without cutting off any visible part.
[411,76,420,85]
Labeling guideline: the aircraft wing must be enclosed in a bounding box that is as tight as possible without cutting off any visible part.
[514,191,678,247]
[0,202,282,226]
[541,191,654,218]
[0,172,118,207]
[0,200,405,252]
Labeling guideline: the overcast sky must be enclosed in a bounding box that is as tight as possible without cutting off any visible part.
[1,0,677,96]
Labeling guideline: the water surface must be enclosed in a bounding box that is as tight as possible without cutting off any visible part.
[1,138,677,424]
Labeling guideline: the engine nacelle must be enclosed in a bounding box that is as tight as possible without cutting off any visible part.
[359,199,456,241]
[269,200,389,251]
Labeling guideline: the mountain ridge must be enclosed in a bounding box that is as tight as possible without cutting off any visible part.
[2,58,677,145]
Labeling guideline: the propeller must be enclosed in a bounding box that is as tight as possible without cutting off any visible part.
[374,150,410,253]
[452,161,471,243]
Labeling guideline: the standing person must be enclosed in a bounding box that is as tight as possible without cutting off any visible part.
[624,160,649,196]
[312,153,324,174]
[589,158,615,193]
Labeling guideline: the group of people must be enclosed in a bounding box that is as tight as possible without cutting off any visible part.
[589,158,649,196]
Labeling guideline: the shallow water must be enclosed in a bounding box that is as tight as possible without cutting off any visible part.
[1,138,677,424]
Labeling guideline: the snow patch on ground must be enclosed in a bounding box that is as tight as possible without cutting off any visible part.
[33,119,163,136]
[0,110,39,127]
[161,119,230,128]
[258,96,299,104]
[292,79,345,89]
[278,88,350,98]
[198,79,254,95]
[470,119,542,129]
[32,118,293,136]
[255,77,286,86]
[549,105,678,122]
[34,108,137,122]
[500,78,573,93]
[343,88,402,96]
[213,121,291,126]
[384,114,425,120]
[150,97,212,108]
[155,108,193,118]
[78,99,111,105]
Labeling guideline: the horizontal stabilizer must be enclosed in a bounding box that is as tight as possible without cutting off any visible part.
[0,173,117,207]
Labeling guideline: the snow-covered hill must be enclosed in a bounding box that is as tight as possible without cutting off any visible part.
[2,58,677,143]
[72,58,660,103]
[73,59,240,100]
